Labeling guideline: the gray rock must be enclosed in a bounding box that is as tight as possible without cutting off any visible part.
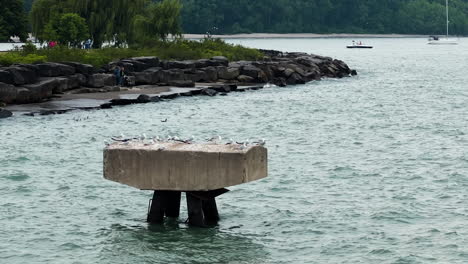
[158,69,185,84]
[210,56,229,66]
[130,57,160,67]
[61,62,94,75]
[21,78,60,102]
[137,94,151,103]
[217,66,240,80]
[237,75,255,83]
[86,74,116,88]
[241,65,262,79]
[273,77,287,87]
[134,72,154,85]
[0,108,12,119]
[184,69,207,82]
[36,62,76,77]
[286,73,305,85]
[6,66,38,85]
[165,60,196,70]
[67,74,87,89]
[201,88,217,96]
[282,68,295,78]
[0,82,18,104]
[0,70,14,84]
[169,80,195,87]
[200,66,218,82]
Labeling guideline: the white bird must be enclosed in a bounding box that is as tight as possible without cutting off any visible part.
[104,140,110,146]
[226,138,234,145]
[142,133,147,140]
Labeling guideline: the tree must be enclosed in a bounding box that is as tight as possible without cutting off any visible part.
[42,13,89,47]
[0,0,28,41]
[31,0,148,47]
[133,0,182,42]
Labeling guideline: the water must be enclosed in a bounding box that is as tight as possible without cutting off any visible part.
[1,38,467,263]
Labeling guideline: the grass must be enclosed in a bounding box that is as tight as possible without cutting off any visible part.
[0,38,264,67]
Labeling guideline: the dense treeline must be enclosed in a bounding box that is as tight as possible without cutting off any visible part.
[181,0,468,35]
[6,0,468,42]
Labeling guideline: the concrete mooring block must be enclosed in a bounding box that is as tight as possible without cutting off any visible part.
[103,142,268,191]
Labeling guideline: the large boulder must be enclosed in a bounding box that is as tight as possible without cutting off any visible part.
[0,82,17,104]
[183,69,207,82]
[131,57,160,68]
[120,59,150,72]
[66,74,87,89]
[286,73,305,85]
[86,74,116,88]
[135,67,163,84]
[158,69,185,84]
[5,66,38,85]
[0,108,12,119]
[61,62,94,75]
[134,72,154,85]
[164,60,196,70]
[169,80,195,87]
[237,75,255,83]
[0,70,14,84]
[217,66,240,80]
[210,56,229,66]
[200,66,218,82]
[12,78,59,104]
[36,62,76,77]
[241,65,262,79]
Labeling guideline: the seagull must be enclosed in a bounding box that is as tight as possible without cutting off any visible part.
[161,118,168,122]
[253,139,266,146]
[104,140,110,146]
[226,138,234,145]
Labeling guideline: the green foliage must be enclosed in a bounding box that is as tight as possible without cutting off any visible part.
[43,13,89,47]
[0,0,28,41]
[180,0,468,35]
[133,0,182,43]
[0,38,263,67]
[0,53,46,66]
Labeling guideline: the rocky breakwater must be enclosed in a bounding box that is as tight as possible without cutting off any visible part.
[0,50,356,118]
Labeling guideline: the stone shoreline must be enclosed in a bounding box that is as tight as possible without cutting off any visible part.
[0,50,356,118]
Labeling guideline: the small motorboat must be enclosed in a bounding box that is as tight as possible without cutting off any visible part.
[347,41,373,49]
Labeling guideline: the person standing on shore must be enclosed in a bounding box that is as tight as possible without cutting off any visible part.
[120,66,126,86]
[114,66,122,86]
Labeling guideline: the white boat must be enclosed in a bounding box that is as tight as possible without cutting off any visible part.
[428,0,458,45]
[347,40,373,49]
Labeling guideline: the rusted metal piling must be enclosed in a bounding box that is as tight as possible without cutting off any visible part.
[104,141,267,226]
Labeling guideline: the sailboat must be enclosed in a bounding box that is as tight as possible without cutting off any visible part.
[428,0,458,45]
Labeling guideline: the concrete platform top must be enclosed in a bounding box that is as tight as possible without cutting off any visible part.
[103,141,268,191]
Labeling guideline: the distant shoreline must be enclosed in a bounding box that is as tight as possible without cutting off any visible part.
[184,33,433,39]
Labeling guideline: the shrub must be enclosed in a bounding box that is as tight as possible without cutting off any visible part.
[0,53,46,66]
[0,38,264,67]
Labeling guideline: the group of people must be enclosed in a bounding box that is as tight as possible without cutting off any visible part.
[46,39,92,49]
[113,66,126,86]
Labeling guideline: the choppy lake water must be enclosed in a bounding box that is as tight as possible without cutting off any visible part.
[1,38,468,263]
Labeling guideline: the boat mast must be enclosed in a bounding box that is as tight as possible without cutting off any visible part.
[446,0,449,37]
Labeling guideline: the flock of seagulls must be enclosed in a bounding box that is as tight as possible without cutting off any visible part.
[105,134,266,150]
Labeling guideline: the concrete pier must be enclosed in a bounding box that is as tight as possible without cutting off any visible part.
[103,141,267,226]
